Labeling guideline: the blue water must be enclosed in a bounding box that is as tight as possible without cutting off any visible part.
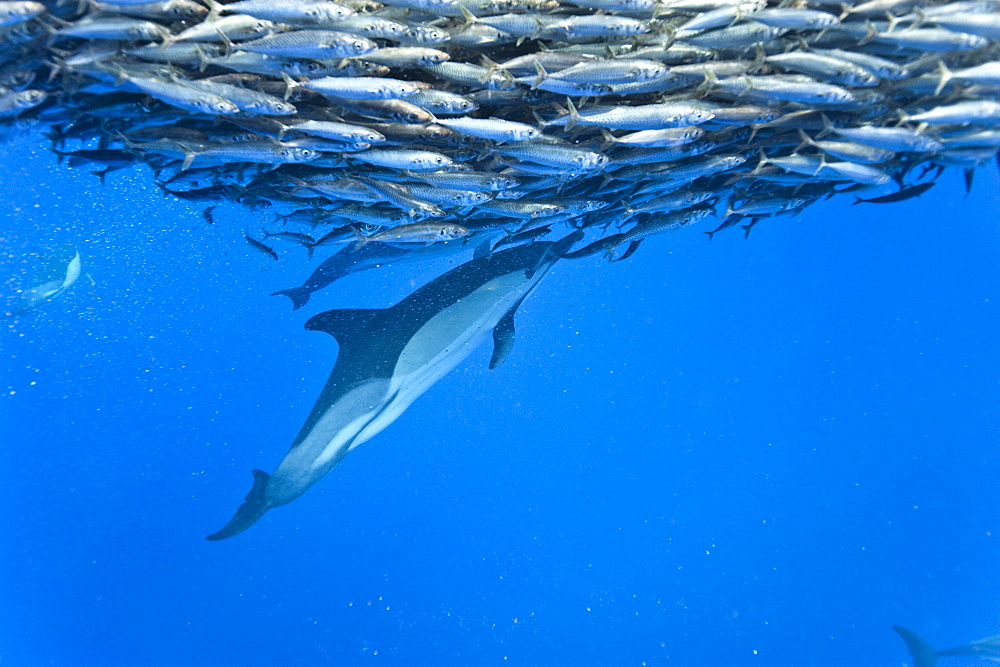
[2,132,999,665]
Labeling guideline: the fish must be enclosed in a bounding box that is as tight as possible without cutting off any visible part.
[271,237,471,310]
[0,1,44,27]
[3,0,1000,253]
[206,233,581,539]
[893,626,1000,667]
[210,0,354,24]
[244,230,279,260]
[352,221,468,246]
[238,30,378,59]
[9,245,82,316]
[852,182,935,204]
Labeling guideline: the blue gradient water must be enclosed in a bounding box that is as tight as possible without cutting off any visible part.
[2,131,998,665]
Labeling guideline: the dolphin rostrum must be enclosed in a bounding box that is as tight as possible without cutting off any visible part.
[207,232,581,540]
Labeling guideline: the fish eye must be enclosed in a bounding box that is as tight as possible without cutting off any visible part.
[354,41,365,51]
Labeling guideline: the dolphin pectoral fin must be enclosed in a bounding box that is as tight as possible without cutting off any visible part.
[892,626,940,667]
[205,469,272,541]
[489,307,517,370]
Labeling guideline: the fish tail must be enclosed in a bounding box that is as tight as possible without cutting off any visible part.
[934,60,952,96]
[892,627,939,667]
[350,225,369,251]
[270,287,311,310]
[203,0,224,23]
[205,470,271,541]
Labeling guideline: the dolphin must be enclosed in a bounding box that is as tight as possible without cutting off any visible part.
[271,236,484,311]
[894,626,1000,666]
[7,245,81,317]
[207,232,581,540]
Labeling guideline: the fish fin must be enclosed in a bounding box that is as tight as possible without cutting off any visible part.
[564,97,581,130]
[305,308,386,342]
[795,129,814,153]
[858,19,877,46]
[215,24,234,57]
[459,5,478,24]
[818,112,835,138]
[611,239,642,262]
[193,43,211,72]
[181,148,196,172]
[531,61,548,90]
[205,470,271,541]
[489,305,518,369]
[892,627,939,667]
[700,66,719,93]
[279,71,299,101]
[598,128,617,150]
[934,60,952,96]
[203,0,224,22]
[89,168,110,185]
[473,238,493,259]
[752,149,769,175]
[350,225,369,250]
[270,287,312,311]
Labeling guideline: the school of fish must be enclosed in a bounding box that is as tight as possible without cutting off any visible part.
[1,0,999,266]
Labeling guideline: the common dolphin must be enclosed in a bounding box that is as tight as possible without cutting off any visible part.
[894,626,1000,666]
[207,232,581,540]
[7,245,81,316]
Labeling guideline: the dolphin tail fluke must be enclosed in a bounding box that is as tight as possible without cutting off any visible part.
[205,469,272,541]
[892,626,939,667]
[270,287,311,310]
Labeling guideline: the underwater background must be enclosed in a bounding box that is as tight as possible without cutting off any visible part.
[2,128,999,665]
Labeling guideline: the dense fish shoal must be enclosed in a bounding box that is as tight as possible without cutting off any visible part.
[0,0,997,279]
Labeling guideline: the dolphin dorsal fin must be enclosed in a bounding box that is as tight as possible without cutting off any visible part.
[305,308,385,343]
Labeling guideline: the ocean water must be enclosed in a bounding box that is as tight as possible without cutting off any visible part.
[2,130,998,665]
